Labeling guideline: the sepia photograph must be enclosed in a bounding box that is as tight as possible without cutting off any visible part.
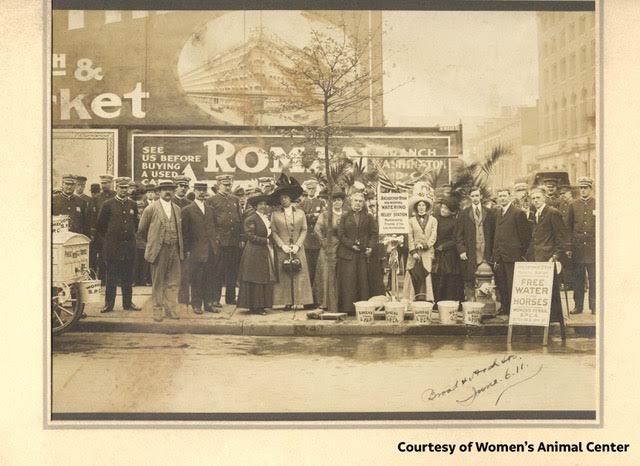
[48,2,599,422]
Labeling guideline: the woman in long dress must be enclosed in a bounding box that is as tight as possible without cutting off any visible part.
[269,177,314,309]
[313,190,345,312]
[403,194,438,301]
[237,195,276,315]
[431,196,464,303]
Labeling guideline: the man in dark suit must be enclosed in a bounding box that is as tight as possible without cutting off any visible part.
[566,177,596,314]
[206,174,242,306]
[52,174,89,235]
[492,188,531,317]
[172,176,192,306]
[181,182,220,314]
[95,177,140,313]
[456,186,496,301]
[527,187,567,326]
[336,191,379,315]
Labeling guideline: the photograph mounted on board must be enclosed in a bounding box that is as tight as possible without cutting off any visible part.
[49,6,598,422]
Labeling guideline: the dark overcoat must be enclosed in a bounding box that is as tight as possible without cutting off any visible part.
[337,210,378,261]
[181,202,219,263]
[238,213,274,284]
[492,204,531,263]
[52,193,88,235]
[95,196,139,261]
[455,205,496,280]
[566,197,595,264]
[206,193,242,247]
[526,205,566,262]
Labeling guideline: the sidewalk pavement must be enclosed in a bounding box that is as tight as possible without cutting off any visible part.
[71,286,596,338]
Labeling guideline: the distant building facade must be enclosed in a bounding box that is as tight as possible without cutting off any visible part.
[536,11,596,183]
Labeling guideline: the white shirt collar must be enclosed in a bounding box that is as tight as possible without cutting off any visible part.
[502,202,512,213]
[537,204,546,214]
[195,199,205,213]
[159,198,173,219]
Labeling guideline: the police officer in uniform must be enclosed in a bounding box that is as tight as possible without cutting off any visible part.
[206,174,242,306]
[95,177,141,313]
[52,174,88,235]
[172,176,192,209]
[74,175,92,205]
[90,174,117,280]
[543,177,561,208]
[567,176,596,314]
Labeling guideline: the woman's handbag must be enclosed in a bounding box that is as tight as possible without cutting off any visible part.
[282,251,302,274]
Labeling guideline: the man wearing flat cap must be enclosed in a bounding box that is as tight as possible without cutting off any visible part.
[137,180,184,322]
[172,176,192,306]
[95,177,141,313]
[206,174,242,306]
[52,174,89,235]
[512,182,529,211]
[181,182,221,314]
[258,176,275,195]
[566,177,596,314]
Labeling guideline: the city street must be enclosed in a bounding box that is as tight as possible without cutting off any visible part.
[52,332,596,415]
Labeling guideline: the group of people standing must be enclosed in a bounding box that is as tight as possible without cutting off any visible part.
[402,176,596,322]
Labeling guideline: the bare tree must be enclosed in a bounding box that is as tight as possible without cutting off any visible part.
[273,21,406,232]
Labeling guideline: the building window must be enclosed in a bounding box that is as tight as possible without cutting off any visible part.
[552,63,558,84]
[580,88,588,133]
[105,11,122,24]
[560,97,567,138]
[544,69,549,88]
[570,93,577,136]
[590,13,595,28]
[569,22,576,41]
[569,53,576,76]
[560,58,567,81]
[544,104,550,143]
[68,10,84,30]
[560,30,566,48]
[591,39,596,66]
[579,15,586,34]
[552,101,558,141]
[551,37,557,54]
[580,46,587,70]
[543,41,548,57]
[132,11,148,19]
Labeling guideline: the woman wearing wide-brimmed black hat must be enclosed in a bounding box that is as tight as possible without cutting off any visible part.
[237,194,276,315]
[431,196,464,303]
[269,174,314,309]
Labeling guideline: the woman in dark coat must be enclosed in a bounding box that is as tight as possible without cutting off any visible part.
[431,196,464,303]
[237,195,276,315]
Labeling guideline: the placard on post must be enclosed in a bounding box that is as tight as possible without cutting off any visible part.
[507,262,555,345]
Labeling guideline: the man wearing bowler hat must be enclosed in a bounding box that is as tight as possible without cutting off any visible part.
[566,176,596,314]
[206,174,242,306]
[137,180,184,322]
[52,174,89,235]
[181,182,221,314]
[95,177,141,313]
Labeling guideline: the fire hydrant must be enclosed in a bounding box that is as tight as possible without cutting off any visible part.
[475,261,498,317]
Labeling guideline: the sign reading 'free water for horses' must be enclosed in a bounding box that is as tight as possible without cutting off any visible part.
[508,262,555,327]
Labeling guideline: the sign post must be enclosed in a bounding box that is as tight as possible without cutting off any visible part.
[507,262,555,345]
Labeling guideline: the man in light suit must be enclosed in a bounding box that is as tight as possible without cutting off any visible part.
[456,186,496,301]
[527,188,567,329]
[137,180,184,322]
[492,188,531,317]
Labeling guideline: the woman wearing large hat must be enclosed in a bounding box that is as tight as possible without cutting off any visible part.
[403,194,438,302]
[432,196,464,303]
[269,174,314,309]
[313,188,346,312]
[237,194,276,315]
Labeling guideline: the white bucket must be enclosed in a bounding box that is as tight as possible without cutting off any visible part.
[411,301,433,325]
[437,301,459,325]
[462,301,485,326]
[77,279,102,303]
[354,301,376,324]
[384,301,406,324]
